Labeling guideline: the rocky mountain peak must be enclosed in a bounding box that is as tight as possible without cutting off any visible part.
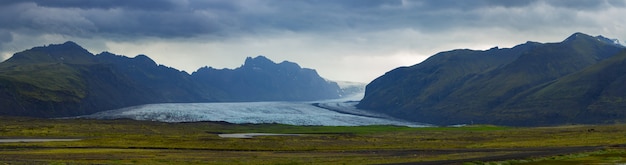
[562,32,595,43]
[244,56,276,68]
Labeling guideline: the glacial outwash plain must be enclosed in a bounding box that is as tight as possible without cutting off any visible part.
[1,116,626,164]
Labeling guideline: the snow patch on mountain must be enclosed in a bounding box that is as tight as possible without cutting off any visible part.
[596,35,624,47]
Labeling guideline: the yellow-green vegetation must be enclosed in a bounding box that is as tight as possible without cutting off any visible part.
[358,33,626,126]
[1,117,625,164]
[0,63,87,102]
[468,149,626,165]
[0,45,93,102]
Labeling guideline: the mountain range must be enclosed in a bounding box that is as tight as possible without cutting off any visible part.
[191,56,341,101]
[0,42,342,117]
[3,32,625,126]
[358,32,626,126]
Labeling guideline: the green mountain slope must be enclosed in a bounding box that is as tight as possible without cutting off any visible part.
[359,42,541,118]
[0,42,94,116]
[358,32,626,126]
[0,42,217,117]
[500,50,626,125]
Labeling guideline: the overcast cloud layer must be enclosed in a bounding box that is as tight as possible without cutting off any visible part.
[0,0,625,82]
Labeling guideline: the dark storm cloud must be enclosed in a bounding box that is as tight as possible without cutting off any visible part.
[415,0,618,10]
[545,0,625,10]
[0,3,95,36]
[0,1,223,40]
[0,0,623,41]
[302,0,403,8]
[0,29,12,47]
[414,0,537,10]
[0,0,179,10]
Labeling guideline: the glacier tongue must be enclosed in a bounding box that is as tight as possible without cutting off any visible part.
[80,101,428,127]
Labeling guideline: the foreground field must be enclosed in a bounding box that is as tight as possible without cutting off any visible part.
[0,117,625,164]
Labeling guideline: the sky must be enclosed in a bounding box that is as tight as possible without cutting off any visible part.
[0,0,625,83]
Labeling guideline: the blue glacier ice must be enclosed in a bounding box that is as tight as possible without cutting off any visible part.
[80,97,428,127]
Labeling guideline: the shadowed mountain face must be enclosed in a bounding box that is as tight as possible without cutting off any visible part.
[191,56,342,101]
[0,42,341,117]
[358,32,626,126]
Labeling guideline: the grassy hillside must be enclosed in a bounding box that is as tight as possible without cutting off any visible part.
[0,42,93,116]
[0,63,86,102]
[0,41,93,103]
[359,43,539,117]
[0,42,217,117]
[359,33,626,126]
[501,50,626,124]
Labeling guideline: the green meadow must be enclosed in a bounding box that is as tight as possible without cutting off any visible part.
[0,116,625,164]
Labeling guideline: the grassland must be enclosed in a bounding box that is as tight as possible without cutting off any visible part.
[0,116,625,164]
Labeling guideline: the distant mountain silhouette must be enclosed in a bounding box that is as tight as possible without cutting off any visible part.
[191,56,342,101]
[0,42,341,117]
[358,32,626,126]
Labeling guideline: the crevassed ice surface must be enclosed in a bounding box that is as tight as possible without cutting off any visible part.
[82,99,428,127]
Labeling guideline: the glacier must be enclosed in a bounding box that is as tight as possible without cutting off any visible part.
[79,95,428,127]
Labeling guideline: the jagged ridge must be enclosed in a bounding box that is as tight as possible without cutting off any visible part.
[191,56,342,101]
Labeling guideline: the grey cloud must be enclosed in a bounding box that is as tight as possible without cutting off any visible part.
[0,0,180,10]
[0,0,624,41]
[0,3,97,37]
[413,0,537,10]
[83,10,223,39]
[544,0,620,10]
[299,0,404,9]
[0,29,12,47]
[608,0,626,6]
[414,0,621,10]
[0,2,224,40]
